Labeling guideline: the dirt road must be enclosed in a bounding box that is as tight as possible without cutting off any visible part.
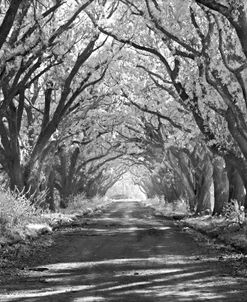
[1,201,247,301]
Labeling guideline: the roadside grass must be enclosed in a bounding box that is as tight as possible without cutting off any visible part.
[41,194,113,229]
[61,194,111,215]
[145,196,247,254]
[181,216,247,253]
[0,189,48,246]
[143,196,189,219]
[0,190,112,247]
[0,191,113,283]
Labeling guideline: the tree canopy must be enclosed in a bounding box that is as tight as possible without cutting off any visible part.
[0,0,247,214]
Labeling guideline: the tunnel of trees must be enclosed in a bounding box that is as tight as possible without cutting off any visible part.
[0,0,247,215]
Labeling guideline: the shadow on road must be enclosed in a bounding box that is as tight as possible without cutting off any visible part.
[0,201,246,302]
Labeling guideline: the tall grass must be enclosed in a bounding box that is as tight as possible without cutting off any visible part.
[0,189,46,242]
[0,189,112,244]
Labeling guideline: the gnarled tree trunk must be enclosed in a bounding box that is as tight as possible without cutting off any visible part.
[226,163,245,206]
[195,155,214,214]
[212,157,229,215]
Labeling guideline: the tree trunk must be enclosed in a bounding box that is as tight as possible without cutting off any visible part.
[7,156,24,191]
[227,165,245,205]
[59,193,69,209]
[196,156,214,214]
[46,170,55,212]
[212,157,229,215]
[168,148,196,211]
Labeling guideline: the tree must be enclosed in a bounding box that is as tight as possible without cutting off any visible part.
[1,0,246,214]
[0,1,116,195]
[92,0,247,209]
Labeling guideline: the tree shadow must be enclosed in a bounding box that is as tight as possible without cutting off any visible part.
[0,204,246,302]
[1,256,246,302]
